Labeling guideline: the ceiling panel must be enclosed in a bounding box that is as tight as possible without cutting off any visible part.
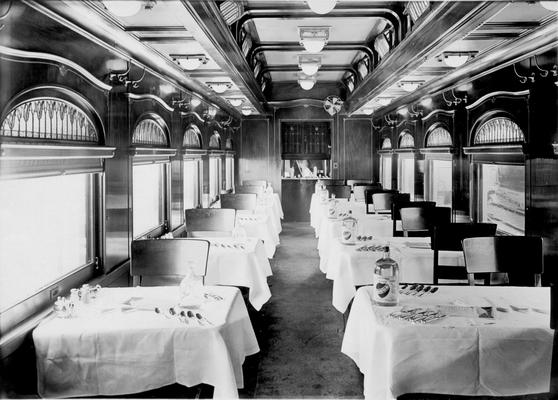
[270,70,345,81]
[113,1,187,26]
[264,50,358,66]
[487,2,553,23]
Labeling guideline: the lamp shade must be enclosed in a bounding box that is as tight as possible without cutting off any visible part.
[307,0,337,14]
[103,1,142,17]
[362,108,374,115]
[444,54,469,68]
[190,97,201,108]
[228,98,243,107]
[301,39,326,53]
[377,97,392,106]
[241,107,253,116]
[181,58,202,71]
[399,81,421,92]
[300,61,320,76]
[298,78,316,90]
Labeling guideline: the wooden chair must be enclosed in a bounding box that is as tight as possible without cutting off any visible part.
[462,236,543,286]
[400,206,451,237]
[325,184,351,199]
[220,193,257,211]
[242,179,266,188]
[235,185,264,195]
[364,188,397,213]
[354,185,381,203]
[371,192,397,213]
[432,223,497,284]
[185,208,236,237]
[131,238,210,286]
[391,200,433,236]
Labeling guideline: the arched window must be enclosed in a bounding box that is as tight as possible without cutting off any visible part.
[183,124,202,149]
[132,117,169,146]
[209,131,221,149]
[225,138,233,150]
[381,137,392,149]
[473,117,524,145]
[398,131,415,148]
[1,98,98,142]
[426,126,452,147]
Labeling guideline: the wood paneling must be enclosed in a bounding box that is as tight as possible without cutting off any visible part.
[239,118,271,184]
[342,118,373,180]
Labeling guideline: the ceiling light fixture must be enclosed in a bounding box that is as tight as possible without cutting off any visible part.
[437,51,477,68]
[298,74,317,90]
[206,82,233,94]
[103,1,143,17]
[227,98,243,107]
[397,107,409,116]
[306,0,337,14]
[362,108,374,115]
[241,107,253,116]
[172,54,209,71]
[540,1,558,11]
[398,80,424,92]
[299,26,330,53]
[190,97,201,108]
[299,55,321,76]
[377,97,392,106]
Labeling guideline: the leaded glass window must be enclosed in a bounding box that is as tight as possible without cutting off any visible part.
[399,131,415,148]
[209,131,221,149]
[183,124,202,149]
[132,119,168,146]
[0,98,98,142]
[381,137,392,149]
[474,117,524,145]
[426,126,452,147]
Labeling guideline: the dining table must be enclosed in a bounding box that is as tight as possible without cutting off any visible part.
[33,285,259,399]
[203,236,272,310]
[342,285,553,400]
[236,211,279,258]
[325,236,464,313]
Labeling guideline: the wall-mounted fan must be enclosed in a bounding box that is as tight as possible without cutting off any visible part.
[323,96,343,116]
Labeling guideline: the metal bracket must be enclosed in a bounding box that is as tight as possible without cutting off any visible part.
[513,63,535,84]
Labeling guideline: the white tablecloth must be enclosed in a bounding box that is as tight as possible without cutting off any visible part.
[342,285,553,399]
[236,212,279,258]
[33,286,259,399]
[318,214,398,273]
[256,202,282,235]
[326,237,464,313]
[311,195,372,235]
[203,237,272,310]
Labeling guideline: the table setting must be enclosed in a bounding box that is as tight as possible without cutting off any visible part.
[342,285,553,400]
[235,211,279,258]
[203,236,272,310]
[325,236,464,313]
[33,285,259,399]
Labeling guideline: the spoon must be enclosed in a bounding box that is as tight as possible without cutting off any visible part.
[179,310,190,324]
[155,307,171,319]
[430,287,439,294]
[404,284,418,295]
[412,284,425,296]
[187,310,202,325]
[418,286,432,296]
[196,312,213,325]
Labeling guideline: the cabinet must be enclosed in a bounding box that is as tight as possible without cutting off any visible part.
[281,121,331,160]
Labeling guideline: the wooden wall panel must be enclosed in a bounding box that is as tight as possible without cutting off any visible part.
[239,118,272,185]
[342,118,373,180]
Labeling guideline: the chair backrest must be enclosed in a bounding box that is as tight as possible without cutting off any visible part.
[462,236,543,286]
[431,222,497,284]
[400,206,451,236]
[353,185,379,202]
[236,185,264,195]
[185,208,236,236]
[221,193,257,211]
[242,179,266,188]
[325,185,351,199]
[347,179,373,188]
[372,192,397,213]
[131,238,210,286]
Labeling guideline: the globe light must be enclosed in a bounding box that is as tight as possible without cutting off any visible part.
[540,1,558,11]
[228,98,243,107]
[301,38,326,53]
[300,61,320,76]
[377,97,392,106]
[241,107,253,116]
[397,107,409,116]
[362,108,374,115]
[306,0,337,14]
[444,54,469,68]
[420,97,433,108]
[399,81,422,92]
[298,78,316,90]
[103,1,142,17]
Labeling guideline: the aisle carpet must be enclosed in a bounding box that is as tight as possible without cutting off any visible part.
[243,222,363,398]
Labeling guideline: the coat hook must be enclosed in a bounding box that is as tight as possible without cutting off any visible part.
[513,63,534,84]
[533,55,550,78]
[442,92,453,107]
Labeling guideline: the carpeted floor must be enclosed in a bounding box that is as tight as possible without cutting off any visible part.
[243,222,364,398]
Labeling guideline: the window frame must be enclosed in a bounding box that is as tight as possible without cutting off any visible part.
[183,154,203,213]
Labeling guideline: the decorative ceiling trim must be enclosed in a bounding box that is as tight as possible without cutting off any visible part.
[361,17,558,117]
[248,42,375,66]
[465,90,530,111]
[0,45,112,92]
[235,7,403,45]
[180,0,267,114]
[345,1,508,114]
[422,109,455,121]
[22,0,242,118]
[126,93,175,113]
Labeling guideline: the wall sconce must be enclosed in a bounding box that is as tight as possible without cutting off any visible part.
[299,26,330,53]
[385,114,397,126]
[206,82,233,94]
[442,89,467,107]
[409,104,423,118]
[108,63,146,88]
[397,107,409,117]
[420,97,433,108]
[172,54,209,71]
[436,51,477,68]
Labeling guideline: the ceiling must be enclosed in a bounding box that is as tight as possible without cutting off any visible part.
[83,0,556,117]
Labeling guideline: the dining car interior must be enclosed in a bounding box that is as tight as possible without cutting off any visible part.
[1,0,558,398]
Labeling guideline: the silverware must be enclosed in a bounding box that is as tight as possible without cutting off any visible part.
[418,286,432,296]
[430,287,439,294]
[411,284,425,296]
[187,310,202,325]
[403,284,418,295]
[196,312,213,325]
